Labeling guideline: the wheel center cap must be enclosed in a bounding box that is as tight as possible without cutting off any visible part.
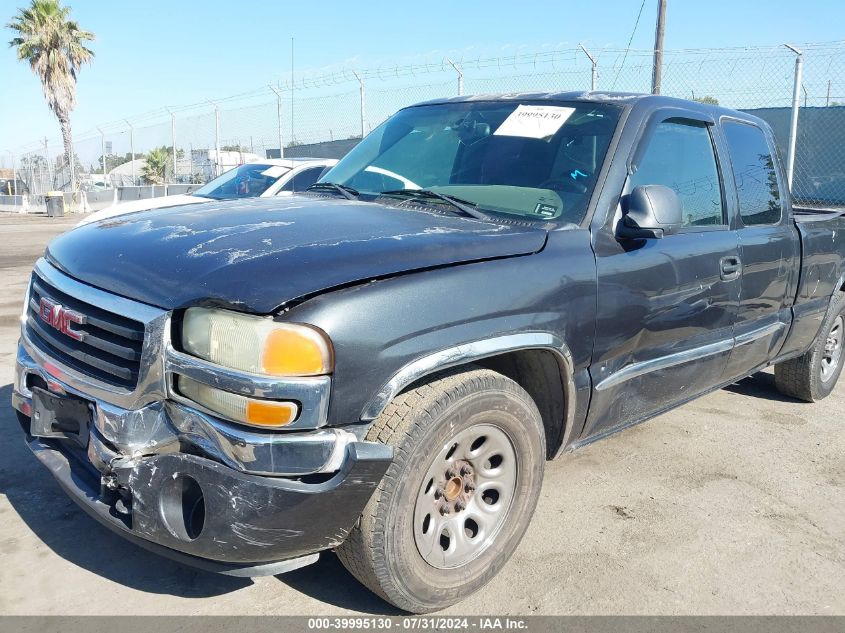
[444,476,463,501]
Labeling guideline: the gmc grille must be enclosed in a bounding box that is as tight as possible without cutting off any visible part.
[25,273,145,389]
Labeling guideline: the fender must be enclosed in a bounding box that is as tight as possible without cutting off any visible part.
[360,332,578,452]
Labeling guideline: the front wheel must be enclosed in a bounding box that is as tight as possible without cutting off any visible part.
[775,291,845,401]
[337,367,545,613]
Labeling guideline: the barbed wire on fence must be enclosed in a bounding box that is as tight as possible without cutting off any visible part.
[4,40,845,203]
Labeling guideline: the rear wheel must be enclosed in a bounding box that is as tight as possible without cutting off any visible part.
[337,367,545,613]
[775,291,845,401]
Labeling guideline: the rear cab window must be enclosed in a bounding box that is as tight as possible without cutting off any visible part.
[721,121,783,226]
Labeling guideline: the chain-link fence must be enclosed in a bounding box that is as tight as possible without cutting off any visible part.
[3,41,845,209]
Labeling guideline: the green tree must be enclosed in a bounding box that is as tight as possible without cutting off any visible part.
[693,95,720,105]
[142,146,170,184]
[7,0,94,192]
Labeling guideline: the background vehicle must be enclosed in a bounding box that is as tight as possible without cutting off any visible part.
[76,157,336,225]
[12,93,845,613]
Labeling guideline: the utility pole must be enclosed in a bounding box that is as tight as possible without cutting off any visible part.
[651,0,667,95]
[9,151,17,196]
[579,44,598,91]
[269,83,285,158]
[446,59,464,96]
[125,120,135,186]
[352,71,366,138]
[827,80,831,107]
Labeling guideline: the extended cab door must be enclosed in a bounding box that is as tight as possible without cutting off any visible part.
[718,119,799,380]
[583,109,741,440]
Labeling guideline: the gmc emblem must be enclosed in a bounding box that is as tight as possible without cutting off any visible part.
[38,297,86,341]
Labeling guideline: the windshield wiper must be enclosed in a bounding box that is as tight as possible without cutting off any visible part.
[306,182,359,200]
[379,189,491,221]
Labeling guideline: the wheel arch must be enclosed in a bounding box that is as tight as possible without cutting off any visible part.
[360,333,576,459]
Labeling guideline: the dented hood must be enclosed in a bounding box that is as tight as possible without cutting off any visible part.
[46,196,547,313]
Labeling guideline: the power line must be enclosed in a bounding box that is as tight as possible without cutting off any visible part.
[612,0,648,90]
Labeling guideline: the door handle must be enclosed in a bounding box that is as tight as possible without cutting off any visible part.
[720,256,742,280]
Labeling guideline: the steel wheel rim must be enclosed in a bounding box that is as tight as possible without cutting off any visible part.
[412,423,518,569]
[821,316,843,383]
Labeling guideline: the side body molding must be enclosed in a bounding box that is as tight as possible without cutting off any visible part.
[360,332,577,449]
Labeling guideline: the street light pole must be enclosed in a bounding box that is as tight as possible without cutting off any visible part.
[125,120,135,186]
[166,108,177,182]
[352,71,366,138]
[97,127,106,184]
[207,100,221,177]
[269,83,285,158]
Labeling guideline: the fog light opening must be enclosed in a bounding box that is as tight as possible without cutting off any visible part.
[160,474,206,541]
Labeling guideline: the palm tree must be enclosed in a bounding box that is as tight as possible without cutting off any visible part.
[142,147,170,184]
[8,0,94,192]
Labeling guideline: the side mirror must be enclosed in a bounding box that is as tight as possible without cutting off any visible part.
[618,185,683,239]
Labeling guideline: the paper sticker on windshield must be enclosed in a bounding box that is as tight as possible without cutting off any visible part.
[261,166,288,178]
[494,105,575,139]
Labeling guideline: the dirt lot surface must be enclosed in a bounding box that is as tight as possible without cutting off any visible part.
[0,212,842,615]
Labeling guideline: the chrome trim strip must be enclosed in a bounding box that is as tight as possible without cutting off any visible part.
[361,332,577,449]
[164,346,331,430]
[595,339,733,392]
[596,322,785,392]
[734,320,785,347]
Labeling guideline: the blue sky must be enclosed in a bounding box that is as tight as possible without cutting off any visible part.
[1,0,842,156]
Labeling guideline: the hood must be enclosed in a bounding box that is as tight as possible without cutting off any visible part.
[47,196,547,313]
[77,194,206,226]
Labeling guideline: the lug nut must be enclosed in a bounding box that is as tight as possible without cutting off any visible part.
[464,483,475,493]
[460,465,473,476]
[434,487,444,500]
[454,500,466,512]
[439,505,451,515]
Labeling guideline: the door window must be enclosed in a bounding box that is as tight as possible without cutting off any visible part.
[722,121,783,226]
[630,119,725,227]
[280,167,326,193]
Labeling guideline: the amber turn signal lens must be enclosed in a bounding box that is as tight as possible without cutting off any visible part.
[262,327,331,376]
[245,399,298,427]
[177,375,299,429]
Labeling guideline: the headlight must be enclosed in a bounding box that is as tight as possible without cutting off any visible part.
[181,307,333,377]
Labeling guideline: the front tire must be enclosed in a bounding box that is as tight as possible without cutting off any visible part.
[337,367,545,613]
[775,291,845,401]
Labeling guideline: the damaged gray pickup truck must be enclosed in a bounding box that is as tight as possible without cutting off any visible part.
[12,92,845,612]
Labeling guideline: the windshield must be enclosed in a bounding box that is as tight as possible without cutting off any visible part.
[193,163,290,200]
[321,100,621,223]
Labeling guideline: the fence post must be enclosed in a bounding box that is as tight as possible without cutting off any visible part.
[352,71,366,138]
[269,84,285,158]
[446,58,464,96]
[784,43,803,192]
[579,44,598,91]
[125,120,135,186]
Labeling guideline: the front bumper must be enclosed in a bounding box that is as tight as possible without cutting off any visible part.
[13,342,392,575]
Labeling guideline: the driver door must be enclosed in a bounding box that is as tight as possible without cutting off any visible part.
[583,111,741,440]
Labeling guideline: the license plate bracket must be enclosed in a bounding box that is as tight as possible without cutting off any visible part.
[30,386,92,447]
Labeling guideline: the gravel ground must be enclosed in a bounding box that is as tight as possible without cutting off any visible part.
[0,212,842,615]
